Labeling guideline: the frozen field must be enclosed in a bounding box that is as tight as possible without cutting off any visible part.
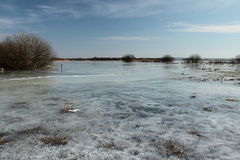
[0,61,240,160]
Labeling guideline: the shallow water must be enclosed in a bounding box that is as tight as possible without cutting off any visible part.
[0,61,240,159]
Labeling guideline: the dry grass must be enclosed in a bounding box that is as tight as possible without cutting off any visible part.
[62,103,74,113]
[226,99,240,102]
[102,142,117,148]
[11,102,29,109]
[0,139,8,144]
[18,126,43,134]
[0,132,7,138]
[41,136,68,145]
[189,131,204,137]
[164,140,185,156]
[190,96,196,99]
[203,107,212,112]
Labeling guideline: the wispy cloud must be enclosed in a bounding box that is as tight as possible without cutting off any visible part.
[167,22,240,33]
[32,0,240,19]
[100,36,153,41]
[32,0,163,19]
[1,0,240,33]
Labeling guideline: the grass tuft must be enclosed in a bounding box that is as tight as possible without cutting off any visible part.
[189,131,204,137]
[0,139,8,144]
[18,126,44,134]
[226,99,240,102]
[203,107,212,112]
[102,142,117,148]
[62,103,74,113]
[41,136,68,145]
[164,140,185,156]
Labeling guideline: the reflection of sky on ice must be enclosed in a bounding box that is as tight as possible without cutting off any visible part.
[0,61,240,159]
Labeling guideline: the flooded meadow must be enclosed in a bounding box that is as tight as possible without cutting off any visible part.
[0,61,240,159]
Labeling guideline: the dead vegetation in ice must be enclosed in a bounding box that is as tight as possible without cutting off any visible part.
[175,62,240,86]
[1,62,240,159]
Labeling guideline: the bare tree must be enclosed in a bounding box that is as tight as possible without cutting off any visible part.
[0,32,57,70]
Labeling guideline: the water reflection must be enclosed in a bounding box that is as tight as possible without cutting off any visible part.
[184,63,202,70]
[122,62,136,67]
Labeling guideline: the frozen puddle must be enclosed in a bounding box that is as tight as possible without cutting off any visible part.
[0,62,240,159]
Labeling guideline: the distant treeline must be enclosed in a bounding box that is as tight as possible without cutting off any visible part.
[54,55,240,64]
[54,57,162,62]
[55,57,121,61]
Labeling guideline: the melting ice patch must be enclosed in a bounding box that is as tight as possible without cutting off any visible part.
[0,61,240,159]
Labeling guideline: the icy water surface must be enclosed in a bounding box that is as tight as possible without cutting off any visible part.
[0,61,240,159]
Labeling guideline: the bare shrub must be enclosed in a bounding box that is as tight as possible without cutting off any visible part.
[234,54,240,64]
[162,55,174,63]
[0,32,57,70]
[184,54,202,63]
[121,54,136,62]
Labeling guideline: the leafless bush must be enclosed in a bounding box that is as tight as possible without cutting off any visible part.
[234,54,240,64]
[121,54,136,62]
[162,55,174,63]
[0,32,57,70]
[184,54,202,63]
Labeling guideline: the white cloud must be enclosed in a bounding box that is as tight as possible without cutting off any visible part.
[100,36,152,41]
[167,22,240,33]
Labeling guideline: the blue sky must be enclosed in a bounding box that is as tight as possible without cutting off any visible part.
[1,0,240,58]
